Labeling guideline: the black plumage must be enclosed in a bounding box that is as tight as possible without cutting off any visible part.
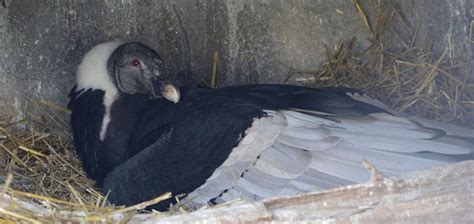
[100,85,470,210]
[69,42,474,212]
[68,87,107,183]
[91,85,387,210]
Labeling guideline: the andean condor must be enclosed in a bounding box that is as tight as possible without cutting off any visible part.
[68,41,179,185]
[69,41,474,211]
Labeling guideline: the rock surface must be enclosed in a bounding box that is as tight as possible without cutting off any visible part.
[0,0,471,113]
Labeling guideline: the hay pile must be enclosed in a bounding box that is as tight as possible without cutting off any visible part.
[287,1,474,127]
[1,1,473,223]
[0,99,176,222]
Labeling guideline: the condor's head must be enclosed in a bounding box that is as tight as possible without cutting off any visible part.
[108,42,180,101]
[75,41,180,104]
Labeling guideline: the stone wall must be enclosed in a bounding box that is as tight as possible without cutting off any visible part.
[0,0,471,114]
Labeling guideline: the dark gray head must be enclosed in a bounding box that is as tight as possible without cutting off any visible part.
[76,41,180,103]
[107,42,178,100]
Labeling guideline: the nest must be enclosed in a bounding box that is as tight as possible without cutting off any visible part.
[0,99,174,222]
[286,1,474,127]
[1,1,473,223]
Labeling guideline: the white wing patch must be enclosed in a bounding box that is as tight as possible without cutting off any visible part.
[182,108,474,209]
[76,41,123,141]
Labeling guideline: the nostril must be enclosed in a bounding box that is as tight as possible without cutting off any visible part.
[153,69,161,76]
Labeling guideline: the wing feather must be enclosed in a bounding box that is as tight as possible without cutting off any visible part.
[184,106,473,208]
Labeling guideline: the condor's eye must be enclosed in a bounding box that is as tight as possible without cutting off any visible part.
[130,59,141,67]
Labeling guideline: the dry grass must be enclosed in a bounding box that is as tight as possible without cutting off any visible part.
[286,1,474,127]
[0,99,176,222]
[1,1,473,223]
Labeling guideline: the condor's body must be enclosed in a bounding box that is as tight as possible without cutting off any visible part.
[69,42,474,211]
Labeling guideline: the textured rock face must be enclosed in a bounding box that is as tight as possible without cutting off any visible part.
[0,0,471,113]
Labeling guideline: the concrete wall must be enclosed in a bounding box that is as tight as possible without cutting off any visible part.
[0,0,471,113]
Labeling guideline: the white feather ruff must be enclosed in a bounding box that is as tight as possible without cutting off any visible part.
[76,41,123,141]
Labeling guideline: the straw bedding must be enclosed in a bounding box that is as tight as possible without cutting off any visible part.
[0,2,473,223]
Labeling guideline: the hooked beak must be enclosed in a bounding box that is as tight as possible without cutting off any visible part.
[149,65,180,103]
[148,79,180,104]
[161,83,180,103]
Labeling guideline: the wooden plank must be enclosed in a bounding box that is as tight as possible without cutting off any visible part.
[137,161,474,223]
